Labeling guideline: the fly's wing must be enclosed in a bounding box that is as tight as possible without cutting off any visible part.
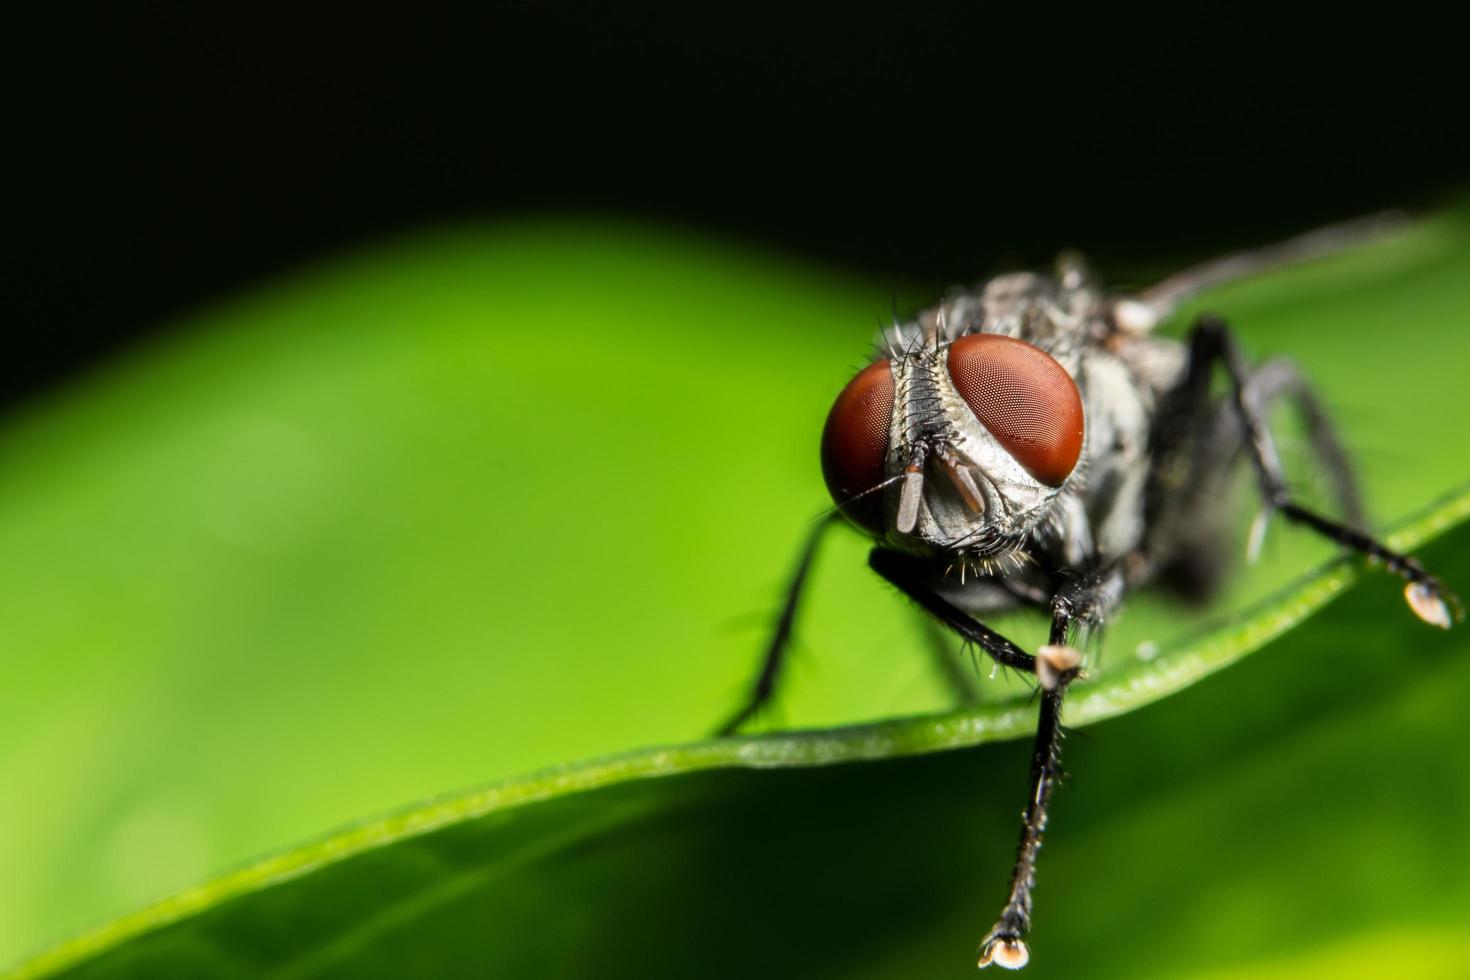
[1112,212,1410,333]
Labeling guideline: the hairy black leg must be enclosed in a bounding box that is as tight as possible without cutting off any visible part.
[1248,358,1364,526]
[1048,564,1126,633]
[1179,314,1458,627]
[977,679,1069,970]
[1153,331,1360,521]
[977,569,1120,969]
[917,574,1060,706]
[1147,353,1360,601]
[868,549,1036,673]
[716,513,842,736]
[873,548,1121,968]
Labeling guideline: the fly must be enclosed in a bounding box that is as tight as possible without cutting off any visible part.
[716,216,1460,970]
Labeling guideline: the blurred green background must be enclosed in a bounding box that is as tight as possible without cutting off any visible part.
[2,206,1469,977]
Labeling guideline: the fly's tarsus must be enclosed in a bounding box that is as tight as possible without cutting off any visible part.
[1405,580,1458,629]
[1182,314,1462,630]
[977,935,1030,970]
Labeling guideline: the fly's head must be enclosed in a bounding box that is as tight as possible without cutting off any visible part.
[821,330,1085,567]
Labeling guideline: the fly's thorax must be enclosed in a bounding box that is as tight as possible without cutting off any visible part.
[1070,336,1183,563]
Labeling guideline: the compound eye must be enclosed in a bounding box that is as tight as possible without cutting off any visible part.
[820,359,894,534]
[946,334,1083,487]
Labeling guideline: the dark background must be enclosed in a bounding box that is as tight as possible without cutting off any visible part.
[10,5,1466,410]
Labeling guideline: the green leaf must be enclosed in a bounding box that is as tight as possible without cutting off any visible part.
[13,506,1470,980]
[4,207,1470,975]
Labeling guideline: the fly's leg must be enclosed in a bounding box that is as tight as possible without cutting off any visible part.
[1155,329,1363,524]
[977,677,1068,970]
[1195,356,1365,530]
[976,568,1121,970]
[721,519,1064,734]
[868,549,1037,674]
[1178,314,1459,627]
[715,513,842,736]
[1253,358,1364,525]
[871,549,1119,969]
[1148,354,1366,599]
[918,576,1054,706]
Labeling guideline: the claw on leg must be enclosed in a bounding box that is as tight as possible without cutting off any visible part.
[1035,644,1081,691]
[977,935,1029,970]
[1405,581,1454,629]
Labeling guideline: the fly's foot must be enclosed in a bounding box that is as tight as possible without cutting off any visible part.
[977,933,1029,971]
[1404,580,1460,629]
[1035,644,1082,691]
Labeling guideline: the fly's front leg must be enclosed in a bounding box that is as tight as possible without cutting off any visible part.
[871,549,1117,969]
[716,512,842,736]
[976,680,1067,970]
[1183,315,1460,627]
[976,568,1120,970]
[868,549,1036,674]
[920,576,1056,707]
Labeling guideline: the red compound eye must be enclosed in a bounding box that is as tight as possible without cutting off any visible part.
[820,359,894,534]
[946,334,1083,487]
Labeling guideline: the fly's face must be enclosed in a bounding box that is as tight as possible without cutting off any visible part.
[820,330,1085,562]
